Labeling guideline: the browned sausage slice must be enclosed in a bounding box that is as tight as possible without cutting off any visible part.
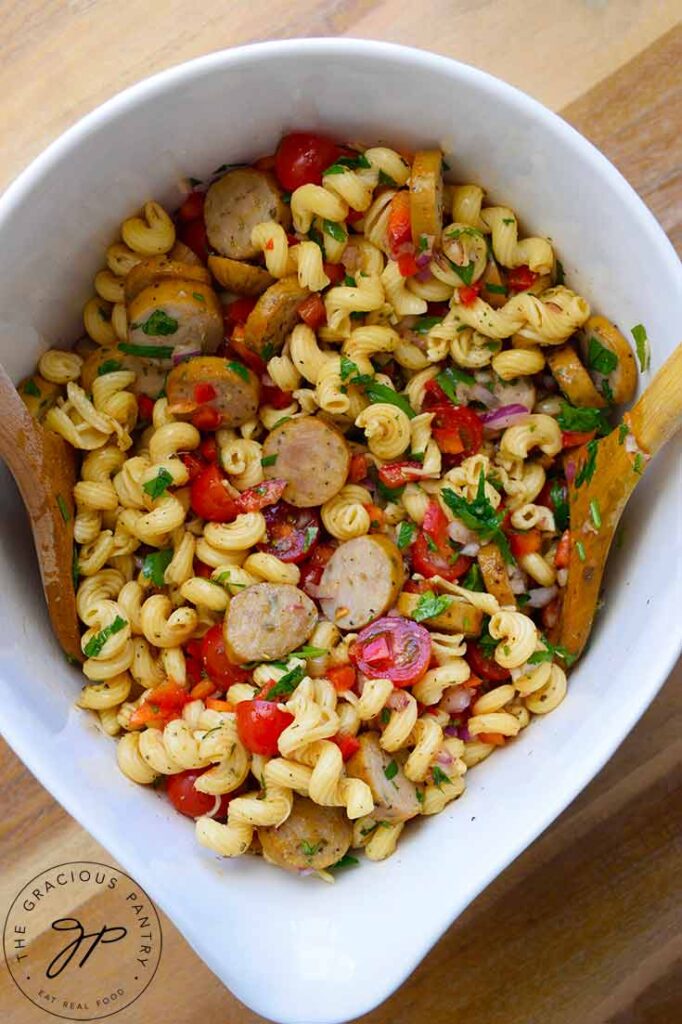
[225,583,317,663]
[397,591,483,635]
[477,543,516,608]
[124,255,211,303]
[126,279,224,361]
[204,168,290,260]
[319,535,405,631]
[546,344,606,408]
[580,315,638,405]
[243,276,310,358]
[261,416,349,507]
[347,733,420,822]
[208,255,274,296]
[258,798,352,871]
[166,355,260,427]
[409,150,443,246]
[79,346,168,399]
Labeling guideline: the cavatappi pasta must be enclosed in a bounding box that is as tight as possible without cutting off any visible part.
[18,131,642,880]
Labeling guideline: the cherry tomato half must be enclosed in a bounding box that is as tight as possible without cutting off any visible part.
[225,296,258,326]
[190,463,240,522]
[298,293,327,330]
[333,733,361,761]
[261,383,293,409]
[508,528,542,559]
[466,641,511,682]
[274,132,341,191]
[201,623,250,689]
[350,616,431,688]
[412,499,472,582]
[377,460,423,489]
[238,478,287,513]
[430,404,483,457]
[235,699,294,756]
[506,265,538,292]
[562,429,596,449]
[177,191,205,222]
[166,769,233,819]
[260,501,321,563]
[457,281,482,306]
[137,393,155,422]
[177,218,208,262]
[386,191,412,259]
[300,542,336,594]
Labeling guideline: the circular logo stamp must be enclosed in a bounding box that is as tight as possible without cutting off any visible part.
[3,861,162,1020]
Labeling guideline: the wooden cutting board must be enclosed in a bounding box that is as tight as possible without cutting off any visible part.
[1,7,680,1023]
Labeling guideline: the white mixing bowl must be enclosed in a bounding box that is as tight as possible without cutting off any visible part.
[0,38,680,1024]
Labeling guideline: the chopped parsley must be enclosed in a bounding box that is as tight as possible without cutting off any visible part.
[413,590,454,622]
[425,533,438,553]
[378,170,397,186]
[350,374,416,419]
[461,562,484,592]
[308,225,325,253]
[587,335,618,375]
[435,365,475,405]
[618,423,630,445]
[272,415,291,430]
[528,635,577,667]
[323,219,347,244]
[118,342,174,360]
[432,765,451,789]
[477,617,498,658]
[380,707,391,725]
[130,309,179,336]
[192,291,206,303]
[142,467,174,500]
[412,315,444,335]
[97,359,123,376]
[631,323,650,372]
[589,498,602,530]
[574,439,598,488]
[56,495,70,523]
[449,258,476,285]
[340,355,359,381]
[415,787,425,804]
[575,539,586,562]
[417,234,429,253]
[442,471,513,562]
[141,548,173,587]
[557,401,609,436]
[261,454,278,467]
[302,525,318,552]
[227,360,249,381]
[83,615,127,658]
[300,839,322,859]
[292,646,329,658]
[396,520,417,549]
[446,226,485,242]
[343,273,357,287]
[72,546,80,589]
[633,452,645,475]
[331,854,360,870]
[502,217,515,225]
[550,480,569,532]
[383,760,398,781]
[262,342,275,361]
[485,282,508,295]
[265,664,305,701]
[23,378,41,397]
[554,259,565,286]
[324,153,371,174]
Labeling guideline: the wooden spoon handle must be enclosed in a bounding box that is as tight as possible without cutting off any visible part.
[626,343,682,456]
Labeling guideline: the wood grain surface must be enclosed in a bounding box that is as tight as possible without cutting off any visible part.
[1,5,681,1023]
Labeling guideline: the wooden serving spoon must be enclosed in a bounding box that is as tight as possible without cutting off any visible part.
[557,343,682,661]
[0,363,83,662]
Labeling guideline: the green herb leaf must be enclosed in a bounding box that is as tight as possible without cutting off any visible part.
[213,570,246,591]
[56,495,70,523]
[351,375,415,419]
[323,219,347,243]
[343,273,357,288]
[380,707,391,725]
[324,153,371,175]
[413,590,454,622]
[575,539,586,562]
[631,323,650,372]
[550,480,569,532]
[84,615,127,658]
[118,342,174,360]
[450,258,476,285]
[441,471,512,562]
[227,360,250,381]
[142,467,174,500]
[384,760,399,781]
[261,454,278,467]
[435,365,476,405]
[300,839,322,859]
[587,335,618,375]
[265,664,305,701]
[71,546,80,590]
[396,520,417,549]
[618,423,630,445]
[134,309,179,337]
[527,634,577,667]
[272,415,291,429]
[477,617,498,658]
[97,359,123,376]
[589,498,602,530]
[412,315,444,336]
[141,548,173,587]
[502,217,515,225]
[554,259,565,286]
[292,646,329,659]
[308,225,325,253]
[574,439,598,488]
[415,787,425,804]
[485,282,508,295]
[417,234,429,252]
[633,452,645,475]
[378,170,397,186]
[262,342,275,361]
[340,355,359,381]
[461,562,484,592]
[302,525,318,552]
[557,401,610,436]
[331,854,360,870]
[192,291,206,303]
[23,378,41,397]
[432,765,451,789]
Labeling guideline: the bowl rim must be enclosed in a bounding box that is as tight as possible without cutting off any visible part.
[1,37,681,1024]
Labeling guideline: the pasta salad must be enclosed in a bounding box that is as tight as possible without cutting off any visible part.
[18,131,641,878]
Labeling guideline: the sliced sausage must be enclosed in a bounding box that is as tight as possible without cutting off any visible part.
[261,416,349,507]
[126,279,224,361]
[79,346,168,399]
[166,355,260,427]
[397,591,483,635]
[124,255,211,303]
[579,315,638,405]
[477,543,516,608]
[225,582,317,663]
[258,797,352,871]
[208,255,274,296]
[347,733,420,822]
[546,344,606,408]
[410,150,443,246]
[243,276,309,358]
[204,168,290,260]
[319,535,405,632]
[18,374,61,421]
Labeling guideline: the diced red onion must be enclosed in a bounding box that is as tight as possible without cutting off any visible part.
[447,518,480,546]
[460,541,481,557]
[436,750,454,766]
[460,725,471,742]
[470,383,499,409]
[444,725,460,737]
[508,564,527,594]
[527,585,558,609]
[415,249,432,270]
[480,404,529,430]
[172,344,201,365]
[414,265,433,282]
[440,685,473,714]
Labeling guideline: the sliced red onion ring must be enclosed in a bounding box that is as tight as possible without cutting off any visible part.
[480,404,530,430]
[527,585,558,608]
[172,344,201,366]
